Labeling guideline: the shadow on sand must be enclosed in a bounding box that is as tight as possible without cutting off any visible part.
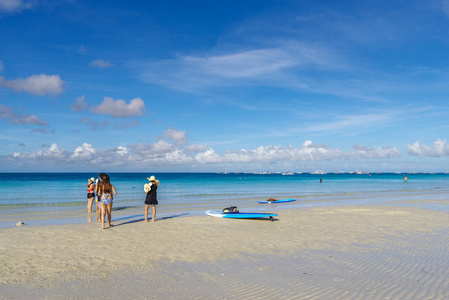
[112,206,138,211]
[114,213,190,227]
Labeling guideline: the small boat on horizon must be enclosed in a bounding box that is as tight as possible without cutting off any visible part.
[310,170,326,175]
[282,171,295,175]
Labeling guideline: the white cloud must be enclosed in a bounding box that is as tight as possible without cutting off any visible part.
[135,43,341,92]
[0,104,48,126]
[161,127,187,145]
[185,144,209,154]
[406,139,449,157]
[303,112,396,133]
[0,0,33,13]
[71,95,88,112]
[212,142,343,164]
[352,144,401,159]
[184,48,297,78]
[32,127,52,134]
[89,59,113,68]
[48,143,63,155]
[195,148,221,163]
[0,104,13,119]
[2,129,404,171]
[12,143,66,160]
[116,146,128,155]
[90,97,145,118]
[0,73,65,96]
[12,114,47,125]
[73,143,95,158]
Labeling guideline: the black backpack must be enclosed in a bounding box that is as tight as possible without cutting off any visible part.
[222,206,239,213]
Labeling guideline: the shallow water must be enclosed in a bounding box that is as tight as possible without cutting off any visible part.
[0,172,448,227]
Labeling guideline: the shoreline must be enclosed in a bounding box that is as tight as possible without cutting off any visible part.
[1,190,448,229]
[2,172,449,230]
[2,200,449,298]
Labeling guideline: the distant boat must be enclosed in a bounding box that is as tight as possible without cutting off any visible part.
[310,170,326,174]
[282,171,295,175]
[351,170,367,174]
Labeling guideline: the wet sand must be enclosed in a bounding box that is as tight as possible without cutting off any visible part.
[1,203,449,299]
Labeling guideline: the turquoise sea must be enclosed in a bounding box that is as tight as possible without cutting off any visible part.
[0,173,448,227]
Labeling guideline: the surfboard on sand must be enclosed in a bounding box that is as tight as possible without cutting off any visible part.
[257,198,296,204]
[205,210,277,220]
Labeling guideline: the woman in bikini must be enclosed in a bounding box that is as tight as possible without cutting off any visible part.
[95,173,106,222]
[87,177,95,213]
[98,174,117,229]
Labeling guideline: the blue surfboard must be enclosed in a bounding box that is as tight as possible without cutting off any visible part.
[206,210,277,220]
[257,198,296,204]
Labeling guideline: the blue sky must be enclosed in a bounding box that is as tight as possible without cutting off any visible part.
[1,0,449,172]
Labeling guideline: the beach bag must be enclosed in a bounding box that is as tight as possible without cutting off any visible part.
[222,206,239,213]
[144,183,151,194]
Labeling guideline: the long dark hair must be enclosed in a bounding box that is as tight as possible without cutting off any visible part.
[99,175,112,193]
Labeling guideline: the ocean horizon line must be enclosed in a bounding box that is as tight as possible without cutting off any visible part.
[0,171,447,174]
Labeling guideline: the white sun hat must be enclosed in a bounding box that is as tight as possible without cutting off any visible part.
[147,176,160,185]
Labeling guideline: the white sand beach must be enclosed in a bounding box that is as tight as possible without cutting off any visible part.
[1,203,449,299]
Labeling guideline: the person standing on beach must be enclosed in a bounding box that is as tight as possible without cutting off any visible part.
[95,173,106,222]
[144,176,160,222]
[98,174,117,229]
[87,177,95,213]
